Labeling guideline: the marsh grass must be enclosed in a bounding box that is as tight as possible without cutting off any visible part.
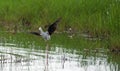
[0,0,119,50]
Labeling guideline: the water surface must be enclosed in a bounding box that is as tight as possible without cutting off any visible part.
[0,42,119,71]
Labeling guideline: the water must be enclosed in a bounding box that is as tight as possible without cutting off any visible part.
[0,43,119,71]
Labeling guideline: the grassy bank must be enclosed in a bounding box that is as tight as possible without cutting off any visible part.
[0,0,119,51]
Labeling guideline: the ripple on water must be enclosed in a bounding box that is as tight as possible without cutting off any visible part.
[0,43,119,71]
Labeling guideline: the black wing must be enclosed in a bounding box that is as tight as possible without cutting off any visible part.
[30,32,40,36]
[48,18,61,35]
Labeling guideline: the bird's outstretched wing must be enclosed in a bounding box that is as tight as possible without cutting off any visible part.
[48,18,61,35]
[30,32,40,36]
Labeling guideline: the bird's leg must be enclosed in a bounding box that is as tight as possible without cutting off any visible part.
[46,41,49,65]
[45,41,49,71]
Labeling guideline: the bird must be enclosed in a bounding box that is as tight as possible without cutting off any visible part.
[30,18,61,41]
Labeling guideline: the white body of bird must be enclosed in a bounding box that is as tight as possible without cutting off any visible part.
[39,27,50,41]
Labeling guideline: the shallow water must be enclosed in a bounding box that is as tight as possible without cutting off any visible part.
[0,43,119,71]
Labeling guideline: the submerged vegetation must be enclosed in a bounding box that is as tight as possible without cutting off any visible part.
[0,0,120,51]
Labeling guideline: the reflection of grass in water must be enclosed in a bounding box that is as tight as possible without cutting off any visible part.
[0,32,107,51]
[0,32,119,68]
[107,53,120,69]
[0,32,46,50]
[51,33,108,50]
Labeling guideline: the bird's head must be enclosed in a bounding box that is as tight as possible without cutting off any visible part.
[39,27,43,35]
[39,27,42,31]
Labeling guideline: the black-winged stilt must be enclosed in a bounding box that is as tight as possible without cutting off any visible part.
[30,18,61,41]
